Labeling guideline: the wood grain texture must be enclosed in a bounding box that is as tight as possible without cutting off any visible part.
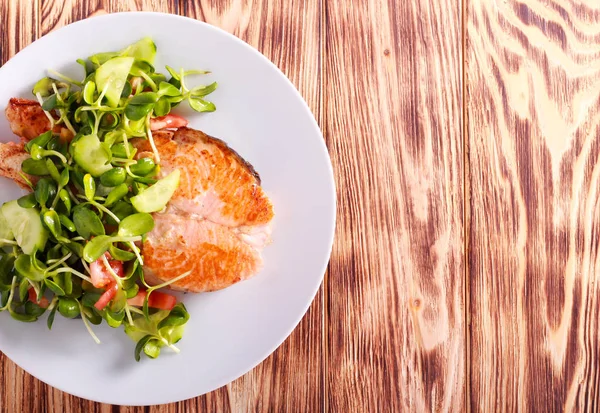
[467,0,600,411]
[0,0,39,66]
[40,0,179,34]
[0,1,323,412]
[182,1,324,412]
[324,0,464,411]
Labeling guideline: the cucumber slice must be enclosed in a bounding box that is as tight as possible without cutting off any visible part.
[89,52,119,67]
[95,56,134,107]
[1,200,47,254]
[131,170,180,213]
[73,134,112,177]
[0,209,13,241]
[122,38,157,64]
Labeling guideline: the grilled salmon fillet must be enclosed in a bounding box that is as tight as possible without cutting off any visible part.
[2,100,274,293]
[5,98,53,140]
[0,141,33,189]
[133,128,274,292]
[144,214,264,292]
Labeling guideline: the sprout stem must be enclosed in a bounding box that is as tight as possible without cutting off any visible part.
[47,296,59,312]
[66,187,80,205]
[80,258,91,274]
[161,338,180,354]
[61,114,77,135]
[96,82,110,106]
[92,201,121,224]
[148,270,192,291]
[128,241,144,266]
[46,252,73,272]
[0,239,18,245]
[27,279,41,301]
[53,267,92,283]
[35,92,55,128]
[0,277,17,311]
[122,133,131,158]
[45,150,68,165]
[111,157,136,165]
[47,69,83,87]
[139,71,157,92]
[145,116,161,164]
[128,306,144,315]
[79,301,101,344]
[125,305,134,326]
[101,254,123,288]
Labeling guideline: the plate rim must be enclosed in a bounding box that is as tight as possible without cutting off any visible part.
[0,11,336,405]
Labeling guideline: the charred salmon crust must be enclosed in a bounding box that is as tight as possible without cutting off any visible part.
[1,97,275,293]
[190,128,262,185]
[133,127,274,292]
[135,127,261,183]
[5,98,52,140]
[0,141,35,189]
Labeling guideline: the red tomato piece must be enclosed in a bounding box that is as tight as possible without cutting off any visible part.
[149,114,188,131]
[90,252,124,289]
[127,290,177,311]
[94,282,118,311]
[28,288,49,309]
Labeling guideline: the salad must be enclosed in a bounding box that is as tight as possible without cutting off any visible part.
[0,38,217,361]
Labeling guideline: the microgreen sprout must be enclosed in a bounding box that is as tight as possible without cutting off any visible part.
[1,37,206,360]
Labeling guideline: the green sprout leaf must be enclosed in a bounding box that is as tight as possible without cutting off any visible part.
[83,174,96,200]
[118,213,154,237]
[104,183,129,207]
[189,81,218,97]
[157,81,180,97]
[83,81,96,105]
[14,254,47,282]
[157,303,189,331]
[73,206,105,239]
[25,131,53,153]
[32,77,56,97]
[100,167,127,187]
[42,210,63,239]
[188,96,216,113]
[42,94,58,111]
[45,278,66,296]
[21,158,49,176]
[134,334,154,362]
[47,305,58,330]
[82,235,113,262]
[17,193,37,209]
[19,277,30,303]
[153,97,171,117]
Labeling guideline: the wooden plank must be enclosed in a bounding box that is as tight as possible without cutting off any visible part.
[2,2,172,413]
[324,0,464,411]
[0,0,38,66]
[182,1,324,411]
[0,3,41,412]
[467,0,600,411]
[1,0,323,411]
[40,0,179,34]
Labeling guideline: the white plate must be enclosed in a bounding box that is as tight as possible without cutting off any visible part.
[0,12,335,406]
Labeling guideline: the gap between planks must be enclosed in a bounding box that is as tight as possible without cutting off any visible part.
[462,0,471,411]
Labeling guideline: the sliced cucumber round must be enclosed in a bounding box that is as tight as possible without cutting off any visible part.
[95,56,134,108]
[0,208,13,241]
[1,200,48,254]
[131,169,180,213]
[73,134,112,177]
[122,37,157,64]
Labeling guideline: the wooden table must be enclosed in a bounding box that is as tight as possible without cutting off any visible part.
[1,0,600,411]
